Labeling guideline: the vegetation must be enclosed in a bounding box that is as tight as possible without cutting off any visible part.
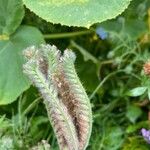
[0,0,150,149]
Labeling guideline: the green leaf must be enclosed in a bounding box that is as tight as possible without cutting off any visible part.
[126,105,142,123]
[0,0,24,36]
[23,0,132,28]
[148,88,150,100]
[104,126,124,150]
[0,26,44,105]
[127,86,147,97]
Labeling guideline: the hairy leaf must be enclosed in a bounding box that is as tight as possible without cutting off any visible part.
[23,45,92,150]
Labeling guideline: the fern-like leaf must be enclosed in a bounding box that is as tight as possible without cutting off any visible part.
[23,44,92,150]
[61,50,92,150]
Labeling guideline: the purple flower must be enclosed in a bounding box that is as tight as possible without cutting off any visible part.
[96,27,108,40]
[141,128,150,144]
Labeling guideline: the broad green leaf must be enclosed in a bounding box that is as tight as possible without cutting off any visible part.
[0,0,24,36]
[23,0,132,28]
[0,26,44,105]
[127,86,147,97]
[126,105,142,123]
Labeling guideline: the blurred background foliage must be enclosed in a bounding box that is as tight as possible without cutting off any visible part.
[1,0,150,149]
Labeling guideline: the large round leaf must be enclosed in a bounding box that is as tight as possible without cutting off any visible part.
[0,26,44,105]
[23,0,132,28]
[0,0,24,35]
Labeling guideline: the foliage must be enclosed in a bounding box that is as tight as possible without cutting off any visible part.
[0,0,24,36]
[0,0,150,149]
[23,0,132,27]
[0,26,44,104]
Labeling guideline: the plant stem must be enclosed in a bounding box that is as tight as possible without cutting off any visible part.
[71,40,99,64]
[44,30,94,39]
[23,97,41,115]
[90,70,125,100]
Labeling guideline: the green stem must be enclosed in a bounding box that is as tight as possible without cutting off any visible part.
[44,30,94,39]
[90,70,125,100]
[23,97,41,115]
[90,69,142,100]
[71,40,99,64]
